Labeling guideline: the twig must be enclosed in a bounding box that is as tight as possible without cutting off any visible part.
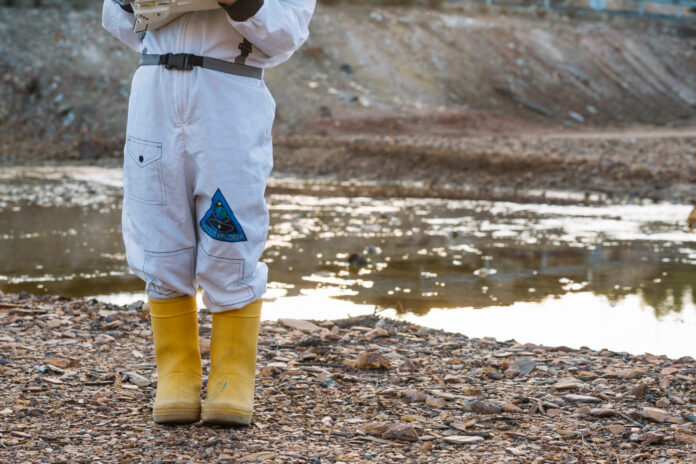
[618,412,645,429]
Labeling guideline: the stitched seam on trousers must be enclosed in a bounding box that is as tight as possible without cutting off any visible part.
[144,248,195,295]
[126,162,167,206]
[208,285,255,307]
[200,248,245,282]
[125,136,166,205]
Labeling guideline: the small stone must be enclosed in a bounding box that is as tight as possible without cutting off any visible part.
[605,367,646,379]
[637,432,664,444]
[590,408,615,417]
[509,357,536,376]
[199,339,210,356]
[606,424,626,435]
[355,352,391,370]
[125,372,150,387]
[450,420,476,432]
[630,383,649,398]
[240,452,277,462]
[655,397,670,408]
[360,421,387,436]
[554,377,585,390]
[443,436,485,445]
[365,327,388,340]
[443,374,460,384]
[402,388,427,403]
[674,431,696,445]
[258,365,280,377]
[94,334,115,345]
[471,400,501,415]
[461,386,483,396]
[642,407,670,423]
[278,318,321,333]
[400,415,426,423]
[501,402,523,414]
[576,405,591,415]
[0,408,12,416]
[382,423,418,442]
[546,408,564,417]
[426,396,447,409]
[45,356,72,369]
[46,319,62,329]
[564,394,600,403]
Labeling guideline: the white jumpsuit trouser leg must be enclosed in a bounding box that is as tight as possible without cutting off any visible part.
[121,64,275,312]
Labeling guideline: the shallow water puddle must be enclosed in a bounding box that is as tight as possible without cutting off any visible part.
[1,168,695,357]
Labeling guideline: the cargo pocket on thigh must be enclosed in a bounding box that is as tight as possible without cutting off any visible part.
[125,136,166,205]
[197,247,254,307]
[143,247,195,297]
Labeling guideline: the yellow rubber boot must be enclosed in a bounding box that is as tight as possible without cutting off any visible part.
[202,300,262,425]
[149,295,202,424]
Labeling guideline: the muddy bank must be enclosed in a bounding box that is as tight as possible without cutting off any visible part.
[274,127,696,203]
[1,292,695,463]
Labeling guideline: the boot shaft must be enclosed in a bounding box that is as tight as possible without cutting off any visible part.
[150,296,202,375]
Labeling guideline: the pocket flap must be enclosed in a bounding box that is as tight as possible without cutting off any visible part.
[126,136,162,168]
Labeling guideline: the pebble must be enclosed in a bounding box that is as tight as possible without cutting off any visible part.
[278,319,322,333]
[509,357,536,376]
[93,334,115,345]
[124,372,150,387]
[564,394,600,403]
[589,408,615,417]
[402,388,427,403]
[443,436,485,445]
[471,400,501,415]
[360,421,387,436]
[630,383,649,398]
[501,402,524,414]
[554,377,585,390]
[605,424,626,435]
[674,431,696,445]
[425,396,447,409]
[355,352,391,370]
[655,397,670,408]
[642,407,673,423]
[381,423,418,442]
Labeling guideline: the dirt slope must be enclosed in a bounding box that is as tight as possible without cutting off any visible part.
[0,4,694,200]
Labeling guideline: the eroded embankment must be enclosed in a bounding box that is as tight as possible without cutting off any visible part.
[1,4,695,163]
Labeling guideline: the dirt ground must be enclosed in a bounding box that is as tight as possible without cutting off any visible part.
[274,122,696,203]
[1,293,695,463]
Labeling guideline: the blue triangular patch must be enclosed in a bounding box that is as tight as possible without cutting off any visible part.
[199,189,247,243]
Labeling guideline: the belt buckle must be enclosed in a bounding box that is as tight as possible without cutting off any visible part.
[163,53,193,71]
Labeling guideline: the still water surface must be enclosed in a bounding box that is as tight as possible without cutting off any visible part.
[1,168,695,358]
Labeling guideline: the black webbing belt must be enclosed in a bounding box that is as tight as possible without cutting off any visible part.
[140,53,263,80]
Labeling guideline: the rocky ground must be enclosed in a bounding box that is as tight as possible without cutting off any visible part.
[1,292,695,463]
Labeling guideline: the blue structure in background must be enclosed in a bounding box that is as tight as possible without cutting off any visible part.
[483,0,696,19]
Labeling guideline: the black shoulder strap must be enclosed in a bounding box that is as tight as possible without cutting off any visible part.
[234,38,253,65]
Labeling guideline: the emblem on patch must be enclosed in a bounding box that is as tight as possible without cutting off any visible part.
[200,189,247,243]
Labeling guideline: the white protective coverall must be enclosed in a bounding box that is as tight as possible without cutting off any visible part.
[102,0,315,312]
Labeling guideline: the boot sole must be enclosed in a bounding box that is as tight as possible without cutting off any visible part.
[201,410,251,426]
[152,408,201,424]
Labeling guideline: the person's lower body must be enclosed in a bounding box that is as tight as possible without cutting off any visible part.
[121,65,275,424]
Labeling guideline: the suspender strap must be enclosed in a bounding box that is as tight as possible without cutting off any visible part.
[235,38,253,65]
[140,53,263,80]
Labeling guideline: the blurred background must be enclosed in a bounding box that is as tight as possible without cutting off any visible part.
[0,0,695,357]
